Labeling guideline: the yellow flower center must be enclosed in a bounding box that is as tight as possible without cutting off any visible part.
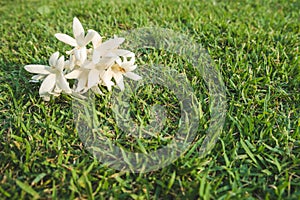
[112,64,126,73]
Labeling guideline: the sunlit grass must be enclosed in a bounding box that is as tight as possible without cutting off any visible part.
[0,0,299,199]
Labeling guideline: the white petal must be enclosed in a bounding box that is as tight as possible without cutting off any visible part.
[112,49,135,58]
[115,57,122,66]
[101,70,114,91]
[71,91,87,99]
[39,74,56,95]
[83,30,96,46]
[105,51,120,59]
[83,61,96,69]
[79,47,87,62]
[113,72,124,90]
[96,37,125,51]
[74,47,87,64]
[92,50,100,63]
[92,48,114,63]
[76,34,85,47]
[99,57,115,69]
[91,30,102,48]
[49,52,59,66]
[31,74,45,81]
[41,95,51,101]
[56,56,65,71]
[124,64,137,72]
[49,86,62,97]
[55,33,77,47]
[73,17,85,39]
[57,74,72,94]
[53,86,62,94]
[115,74,124,90]
[103,80,114,91]
[88,69,101,88]
[51,92,61,97]
[113,72,123,83]
[24,65,51,74]
[73,17,84,36]
[128,56,136,65]
[92,46,111,63]
[101,69,113,83]
[96,61,111,71]
[64,59,75,70]
[124,72,142,81]
[65,69,82,79]
[91,86,103,95]
[74,50,81,62]
[66,50,74,55]
[76,75,88,92]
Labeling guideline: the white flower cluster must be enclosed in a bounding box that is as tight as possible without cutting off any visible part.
[24,17,141,101]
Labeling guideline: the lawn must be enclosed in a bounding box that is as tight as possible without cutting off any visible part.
[0,0,299,199]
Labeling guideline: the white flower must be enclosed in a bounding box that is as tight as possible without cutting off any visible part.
[65,62,92,93]
[65,59,115,93]
[89,36,138,91]
[24,52,72,101]
[106,56,142,91]
[55,17,95,64]
[87,57,116,89]
[92,36,127,63]
[25,17,142,100]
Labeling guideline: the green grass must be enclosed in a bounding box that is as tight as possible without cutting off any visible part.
[0,0,299,199]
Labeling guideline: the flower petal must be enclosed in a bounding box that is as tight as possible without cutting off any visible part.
[73,17,84,46]
[56,55,65,71]
[124,64,137,72]
[91,86,103,95]
[91,30,102,48]
[71,91,87,99]
[79,47,87,62]
[113,72,124,90]
[73,17,85,39]
[53,86,62,94]
[39,74,56,95]
[24,65,51,74]
[76,74,88,93]
[93,37,125,59]
[116,75,124,90]
[101,70,114,91]
[88,69,101,88]
[74,47,87,64]
[65,69,82,79]
[103,80,114,91]
[124,72,142,81]
[99,37,125,50]
[128,56,136,65]
[115,57,122,66]
[92,37,125,62]
[96,58,115,70]
[31,74,45,82]
[49,52,59,67]
[112,49,135,58]
[66,50,73,55]
[41,95,51,101]
[102,69,113,83]
[83,30,96,46]
[57,74,72,94]
[64,57,75,70]
[55,33,77,47]
[92,50,100,64]
[83,61,96,69]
